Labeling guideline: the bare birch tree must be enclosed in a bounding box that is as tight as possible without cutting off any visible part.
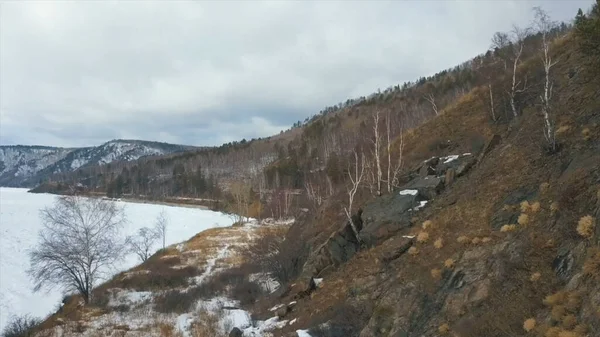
[533,6,559,151]
[424,93,439,115]
[128,227,159,262]
[369,111,383,196]
[28,196,127,304]
[228,181,252,224]
[154,209,168,250]
[508,25,531,117]
[344,150,366,243]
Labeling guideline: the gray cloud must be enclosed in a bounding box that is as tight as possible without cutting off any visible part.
[0,0,592,147]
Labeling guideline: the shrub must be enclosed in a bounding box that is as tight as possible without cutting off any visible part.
[550,305,566,321]
[408,246,419,256]
[576,215,595,238]
[561,314,577,329]
[481,237,492,243]
[557,331,579,337]
[438,323,450,334]
[545,327,561,337]
[540,182,550,194]
[501,224,517,232]
[457,236,469,244]
[550,201,559,214]
[434,238,443,249]
[582,249,600,279]
[444,258,455,269]
[565,291,582,312]
[530,202,541,213]
[417,231,429,243]
[582,127,591,140]
[530,272,541,282]
[573,324,588,335]
[189,310,226,337]
[1,315,40,337]
[431,268,442,280]
[544,291,567,306]
[518,214,529,226]
[521,201,531,213]
[523,318,536,332]
[471,237,481,245]
[422,220,433,230]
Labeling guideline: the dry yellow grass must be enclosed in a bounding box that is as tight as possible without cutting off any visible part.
[444,258,455,269]
[551,305,566,321]
[540,182,550,194]
[544,291,567,306]
[573,324,588,335]
[471,237,481,245]
[518,213,529,226]
[408,246,419,256]
[545,327,561,337]
[434,238,444,249]
[530,201,541,213]
[457,235,470,244]
[565,291,582,312]
[417,231,430,243]
[576,215,595,238]
[501,224,517,232]
[438,323,450,334]
[523,318,536,332]
[431,268,442,280]
[530,272,541,282]
[422,220,433,230]
[555,124,571,136]
[521,201,531,213]
[550,201,559,214]
[582,127,591,140]
[582,249,600,279]
[561,314,577,329]
[481,237,492,243]
[557,331,580,337]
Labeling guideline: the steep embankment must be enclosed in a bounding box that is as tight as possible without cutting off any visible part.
[266,32,600,337]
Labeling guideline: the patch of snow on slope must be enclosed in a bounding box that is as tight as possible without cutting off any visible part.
[399,189,418,196]
[297,329,313,337]
[442,155,460,164]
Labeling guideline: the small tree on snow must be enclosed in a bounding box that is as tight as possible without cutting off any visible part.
[128,227,159,262]
[154,210,168,250]
[28,196,127,304]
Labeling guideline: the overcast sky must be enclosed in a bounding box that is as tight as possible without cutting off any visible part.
[0,0,592,148]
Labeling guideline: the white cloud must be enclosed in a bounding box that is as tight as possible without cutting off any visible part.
[0,0,591,147]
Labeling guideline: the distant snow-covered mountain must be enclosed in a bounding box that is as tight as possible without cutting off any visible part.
[0,140,195,187]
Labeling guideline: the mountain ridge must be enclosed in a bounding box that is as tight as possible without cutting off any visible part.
[0,139,198,187]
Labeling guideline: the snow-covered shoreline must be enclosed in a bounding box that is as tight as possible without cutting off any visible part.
[0,187,234,330]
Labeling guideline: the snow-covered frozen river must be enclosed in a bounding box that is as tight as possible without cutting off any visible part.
[0,187,233,330]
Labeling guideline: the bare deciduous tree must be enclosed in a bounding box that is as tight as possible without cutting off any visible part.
[28,196,127,304]
[128,227,159,262]
[508,25,531,117]
[533,6,559,151]
[344,150,366,243]
[384,112,405,192]
[1,314,40,337]
[154,209,168,250]
[424,93,439,115]
[228,181,252,224]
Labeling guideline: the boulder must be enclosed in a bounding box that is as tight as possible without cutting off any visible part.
[229,327,243,337]
[401,175,444,200]
[360,191,421,246]
[445,168,456,187]
[381,236,414,262]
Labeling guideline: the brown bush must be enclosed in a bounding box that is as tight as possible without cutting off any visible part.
[457,236,470,244]
[501,224,517,232]
[471,237,481,245]
[576,215,595,238]
[521,201,531,213]
[551,305,566,321]
[530,201,541,213]
[417,231,430,243]
[561,314,577,329]
[431,268,442,280]
[530,272,541,282]
[582,248,600,279]
[518,214,529,226]
[523,318,536,332]
[438,323,450,334]
[422,220,434,230]
[408,247,419,256]
[444,258,455,269]
[434,238,443,249]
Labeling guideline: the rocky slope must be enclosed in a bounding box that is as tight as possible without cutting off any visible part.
[0,140,195,187]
